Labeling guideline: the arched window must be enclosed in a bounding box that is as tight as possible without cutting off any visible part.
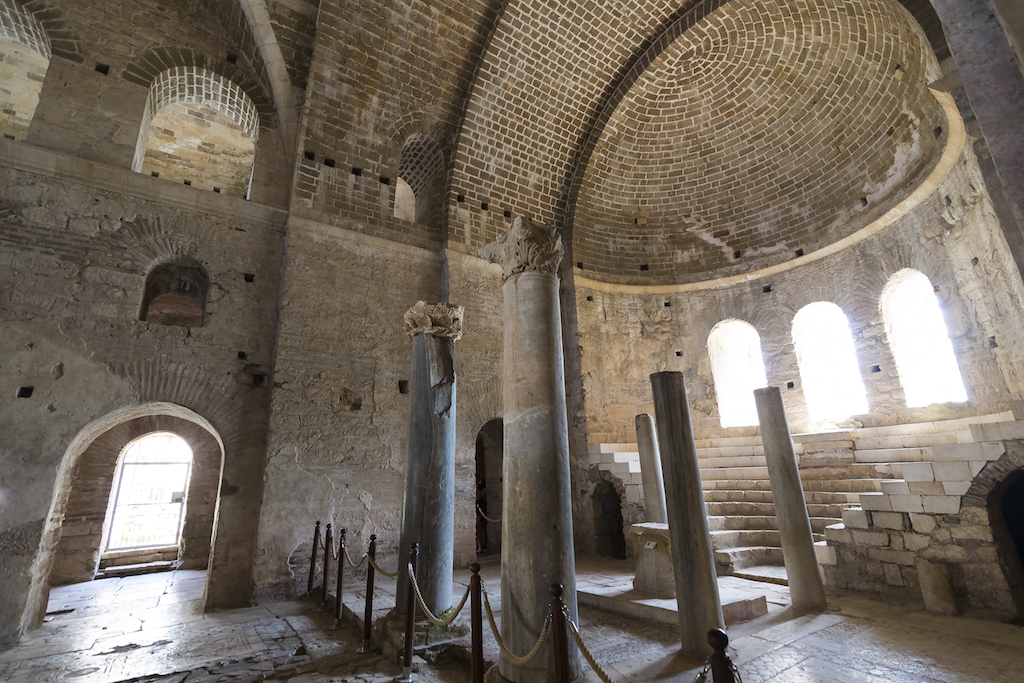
[707,319,769,427]
[133,67,259,197]
[396,134,445,226]
[792,302,868,422]
[104,432,193,552]
[881,269,967,407]
[0,0,51,140]
[140,258,210,327]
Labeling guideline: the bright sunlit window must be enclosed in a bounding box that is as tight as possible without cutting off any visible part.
[708,319,769,427]
[792,302,869,422]
[106,432,192,551]
[881,269,967,407]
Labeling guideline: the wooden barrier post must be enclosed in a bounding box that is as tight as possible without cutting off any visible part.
[470,563,483,683]
[306,521,321,596]
[708,629,736,683]
[398,543,420,683]
[357,534,377,653]
[320,524,333,607]
[334,528,346,624]
[550,583,571,683]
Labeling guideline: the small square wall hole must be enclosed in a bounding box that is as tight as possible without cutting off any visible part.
[237,351,248,360]
[675,351,683,357]
[252,374,266,388]
[933,126,943,139]
[504,210,511,218]
[664,301,671,307]
[990,336,999,348]
[860,197,868,207]
[734,251,742,259]
[934,285,940,293]
[576,262,583,269]
[183,179,191,186]
[95,64,110,75]
[639,264,649,271]
[481,202,489,211]
[243,273,255,283]
[786,381,795,389]
[304,150,315,161]
[352,167,362,176]
[379,176,390,185]
[972,257,979,266]
[151,171,159,178]
[324,158,336,167]
[17,386,33,398]
[226,53,238,64]
[586,295,593,301]
[3,134,14,140]
[213,187,221,193]
[795,248,804,257]
[871,365,881,373]
[398,380,409,394]
[763,285,772,293]
[456,194,464,202]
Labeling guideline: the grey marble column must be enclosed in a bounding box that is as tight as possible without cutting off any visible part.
[395,301,463,617]
[481,217,581,683]
[635,414,667,524]
[753,387,827,613]
[650,372,724,660]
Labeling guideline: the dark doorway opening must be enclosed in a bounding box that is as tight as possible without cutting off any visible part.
[475,419,503,556]
[593,480,626,560]
[1000,473,1024,571]
[989,468,1024,621]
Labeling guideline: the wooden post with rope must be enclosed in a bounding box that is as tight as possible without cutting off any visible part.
[708,629,736,683]
[306,521,321,596]
[357,534,377,653]
[398,543,420,683]
[320,524,332,607]
[550,583,571,683]
[470,563,483,683]
[334,527,346,624]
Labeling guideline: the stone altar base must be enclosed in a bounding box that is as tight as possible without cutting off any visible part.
[631,523,675,598]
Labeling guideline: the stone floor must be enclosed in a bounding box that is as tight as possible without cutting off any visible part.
[0,556,1022,682]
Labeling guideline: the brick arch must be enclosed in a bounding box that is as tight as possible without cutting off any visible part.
[396,133,447,230]
[586,468,641,559]
[14,0,83,62]
[50,415,223,586]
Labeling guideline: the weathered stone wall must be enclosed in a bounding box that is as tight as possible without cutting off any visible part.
[576,144,1024,449]
[0,141,285,645]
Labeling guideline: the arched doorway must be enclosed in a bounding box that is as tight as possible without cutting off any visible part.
[990,469,1024,619]
[592,480,626,560]
[475,419,503,556]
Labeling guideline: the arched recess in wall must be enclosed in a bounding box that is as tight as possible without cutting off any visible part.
[881,269,967,407]
[0,0,51,140]
[707,319,769,428]
[139,256,210,328]
[22,403,224,636]
[395,134,445,229]
[133,67,260,198]
[50,417,223,586]
[792,302,869,424]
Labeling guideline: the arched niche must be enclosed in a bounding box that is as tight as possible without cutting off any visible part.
[139,257,210,328]
[707,319,769,428]
[396,134,445,228]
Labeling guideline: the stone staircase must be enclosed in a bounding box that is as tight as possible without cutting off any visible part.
[590,411,1014,576]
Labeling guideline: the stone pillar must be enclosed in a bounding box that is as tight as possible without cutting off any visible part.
[635,414,667,524]
[395,301,463,617]
[480,217,581,682]
[753,387,827,613]
[649,372,724,660]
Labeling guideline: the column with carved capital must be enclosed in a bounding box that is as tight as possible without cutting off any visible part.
[480,217,582,682]
[395,301,463,618]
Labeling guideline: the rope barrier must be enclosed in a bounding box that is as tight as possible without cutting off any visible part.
[367,553,400,578]
[477,505,501,524]
[482,588,550,666]
[345,548,367,569]
[407,563,472,627]
[563,606,616,683]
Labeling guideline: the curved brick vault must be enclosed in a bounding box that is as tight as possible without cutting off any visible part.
[450,0,946,284]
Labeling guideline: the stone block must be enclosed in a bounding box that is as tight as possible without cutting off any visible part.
[950,524,992,541]
[922,544,968,562]
[814,540,836,565]
[909,513,937,534]
[879,479,910,495]
[61,521,93,537]
[900,462,934,482]
[866,548,917,565]
[969,420,1024,442]
[852,530,890,547]
[931,461,972,482]
[888,494,924,513]
[961,506,989,525]
[871,511,905,530]
[916,558,958,615]
[941,481,971,496]
[902,532,931,551]
[883,563,904,586]
[824,523,852,544]
[908,481,945,495]
[859,492,891,511]
[842,508,869,529]
[932,442,1004,462]
[922,495,961,515]
[970,461,987,477]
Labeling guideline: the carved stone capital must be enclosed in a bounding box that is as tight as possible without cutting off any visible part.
[478,216,564,282]
[404,301,464,340]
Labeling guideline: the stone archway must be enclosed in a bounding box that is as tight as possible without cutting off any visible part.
[475,418,503,556]
[21,403,224,637]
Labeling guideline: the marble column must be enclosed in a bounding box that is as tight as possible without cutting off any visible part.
[650,372,724,660]
[480,217,581,683]
[753,387,827,613]
[635,414,667,524]
[395,301,463,617]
